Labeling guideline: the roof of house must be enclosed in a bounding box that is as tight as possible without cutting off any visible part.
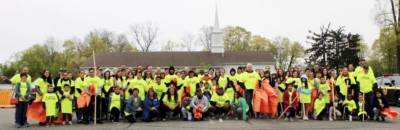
[82,51,275,68]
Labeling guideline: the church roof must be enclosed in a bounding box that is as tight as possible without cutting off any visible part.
[82,51,275,68]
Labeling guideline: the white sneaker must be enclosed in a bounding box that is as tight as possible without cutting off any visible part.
[349,115,352,122]
[219,118,223,122]
[329,117,333,121]
[303,116,309,120]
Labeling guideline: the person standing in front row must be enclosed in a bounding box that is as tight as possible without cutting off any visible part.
[14,73,31,128]
[241,63,261,117]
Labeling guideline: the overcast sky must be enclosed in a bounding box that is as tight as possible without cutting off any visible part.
[0,0,379,63]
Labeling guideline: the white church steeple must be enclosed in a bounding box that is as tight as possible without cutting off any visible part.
[211,4,224,54]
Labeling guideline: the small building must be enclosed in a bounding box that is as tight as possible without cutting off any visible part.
[82,7,275,72]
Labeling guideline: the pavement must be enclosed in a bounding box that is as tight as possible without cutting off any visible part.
[0,108,399,130]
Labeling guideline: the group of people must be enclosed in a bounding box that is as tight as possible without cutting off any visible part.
[10,58,399,128]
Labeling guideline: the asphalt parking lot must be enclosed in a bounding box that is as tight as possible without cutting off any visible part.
[0,108,398,130]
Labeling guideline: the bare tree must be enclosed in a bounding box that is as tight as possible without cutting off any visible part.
[182,33,196,52]
[130,22,159,52]
[198,26,213,51]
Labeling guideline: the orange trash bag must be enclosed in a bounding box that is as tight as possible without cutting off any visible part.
[382,107,400,121]
[308,89,318,113]
[27,98,46,123]
[262,80,279,118]
[193,106,204,120]
[77,92,91,108]
[253,81,269,113]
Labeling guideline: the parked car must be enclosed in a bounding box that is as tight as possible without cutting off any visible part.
[377,75,400,106]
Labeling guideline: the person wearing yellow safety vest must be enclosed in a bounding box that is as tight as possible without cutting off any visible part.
[184,70,200,97]
[34,69,53,98]
[161,87,180,120]
[124,71,136,100]
[32,69,53,126]
[210,87,231,122]
[42,86,59,127]
[84,68,103,124]
[10,66,32,86]
[14,73,32,128]
[132,72,147,100]
[227,68,237,83]
[356,58,377,120]
[343,94,357,122]
[276,68,287,115]
[298,77,311,120]
[100,71,114,120]
[314,92,327,120]
[74,70,86,124]
[56,71,75,98]
[108,86,124,122]
[115,69,127,90]
[164,66,178,87]
[286,71,301,89]
[357,94,368,121]
[241,63,261,118]
[152,76,168,100]
[61,84,73,125]
[335,67,356,102]
[144,70,155,91]
[218,69,234,103]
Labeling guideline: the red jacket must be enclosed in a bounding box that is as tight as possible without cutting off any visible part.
[283,90,298,111]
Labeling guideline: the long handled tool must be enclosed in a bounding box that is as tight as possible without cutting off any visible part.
[92,50,97,125]
[362,93,365,122]
[330,79,336,120]
[277,93,299,120]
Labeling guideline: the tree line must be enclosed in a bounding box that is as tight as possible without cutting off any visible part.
[0,21,371,81]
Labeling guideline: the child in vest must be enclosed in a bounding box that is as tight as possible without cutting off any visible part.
[109,86,123,122]
[42,86,59,127]
[298,77,311,120]
[283,82,298,122]
[314,92,327,120]
[343,94,356,121]
[357,94,368,121]
[14,73,31,128]
[61,84,73,125]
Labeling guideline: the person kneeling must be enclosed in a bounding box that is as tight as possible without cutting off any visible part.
[283,83,298,122]
[186,89,208,121]
[125,88,143,123]
[143,88,160,122]
[343,94,357,122]
[233,92,249,121]
[314,92,328,120]
[373,90,389,122]
[210,87,231,122]
[162,87,180,120]
[109,86,123,122]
